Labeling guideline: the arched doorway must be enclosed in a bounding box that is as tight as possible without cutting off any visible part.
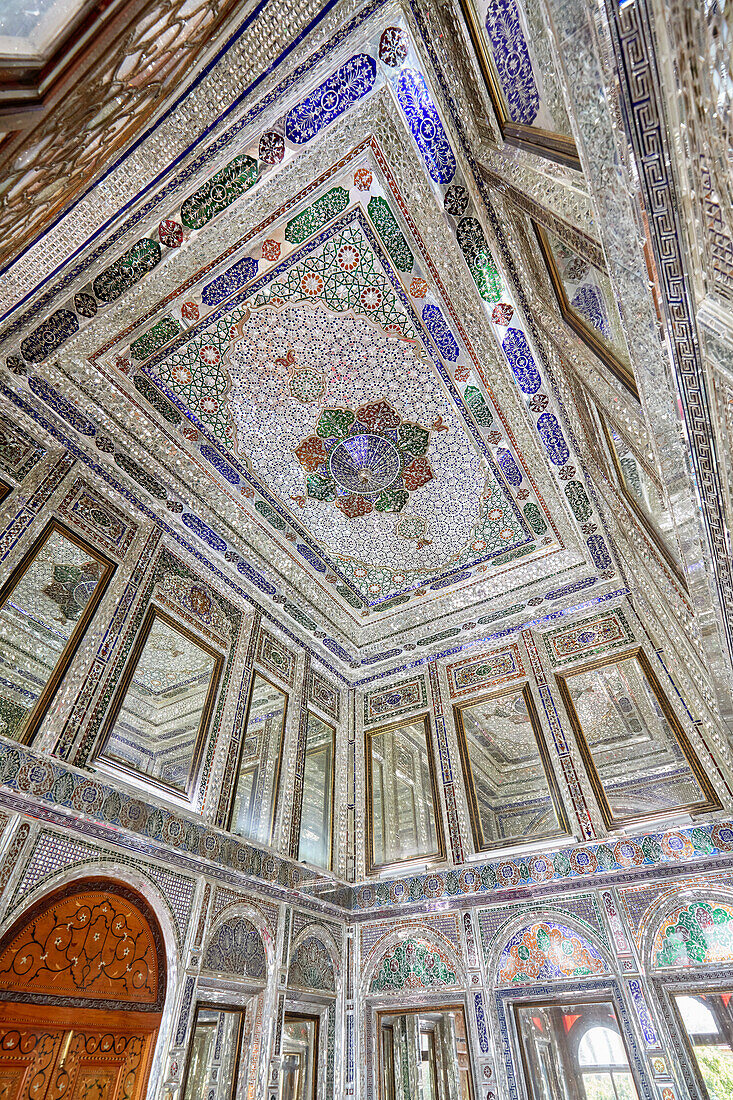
[0,877,166,1099]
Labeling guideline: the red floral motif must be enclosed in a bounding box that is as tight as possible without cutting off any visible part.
[337,244,360,270]
[500,528,514,540]
[180,424,199,441]
[199,345,220,365]
[354,168,372,190]
[410,277,428,298]
[301,272,324,296]
[294,436,328,471]
[360,286,382,310]
[262,238,281,261]
[487,431,502,445]
[181,301,199,322]
[259,130,285,164]
[487,508,503,520]
[172,365,192,385]
[379,26,408,66]
[454,366,470,383]
[199,396,219,414]
[355,399,401,431]
[491,302,514,325]
[114,356,131,374]
[403,457,433,490]
[159,219,183,247]
[337,494,373,518]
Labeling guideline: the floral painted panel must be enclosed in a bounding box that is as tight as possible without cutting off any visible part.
[653,901,733,968]
[497,921,607,984]
[370,938,458,992]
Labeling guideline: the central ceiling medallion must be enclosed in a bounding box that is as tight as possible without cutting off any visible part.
[294,399,434,519]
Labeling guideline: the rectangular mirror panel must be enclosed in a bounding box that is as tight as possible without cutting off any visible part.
[455,685,567,850]
[515,1000,639,1100]
[379,1007,473,1100]
[0,520,112,743]
[367,717,442,870]
[280,1014,318,1100]
[183,1005,244,1100]
[98,609,220,796]
[298,712,334,870]
[557,653,719,828]
[674,991,733,1100]
[230,672,287,844]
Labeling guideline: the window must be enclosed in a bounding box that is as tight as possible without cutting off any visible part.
[556,650,720,829]
[515,1000,640,1100]
[229,672,287,844]
[601,418,685,585]
[673,990,733,1100]
[454,683,569,851]
[0,519,114,743]
[97,607,222,798]
[366,716,444,872]
[280,1013,319,1100]
[298,712,335,870]
[457,0,579,167]
[182,1004,245,1100]
[379,1007,473,1100]
[534,224,637,398]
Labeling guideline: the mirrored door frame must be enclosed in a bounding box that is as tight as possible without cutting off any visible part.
[555,647,721,830]
[374,1000,476,1100]
[179,999,246,1100]
[364,712,446,875]
[0,517,116,746]
[653,968,733,1100]
[95,603,224,801]
[280,1008,321,1100]
[453,681,570,853]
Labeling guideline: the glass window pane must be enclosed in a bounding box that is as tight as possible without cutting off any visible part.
[0,0,90,59]
[605,423,680,566]
[675,991,733,1100]
[368,718,441,869]
[99,611,220,794]
[0,522,111,742]
[298,713,334,869]
[515,1001,639,1100]
[280,1015,318,1100]
[545,230,628,358]
[183,1006,243,1100]
[456,686,566,849]
[231,673,287,844]
[559,655,716,826]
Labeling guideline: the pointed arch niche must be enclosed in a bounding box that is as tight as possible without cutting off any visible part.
[0,876,166,1100]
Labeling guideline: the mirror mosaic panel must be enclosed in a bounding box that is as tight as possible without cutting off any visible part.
[230,672,287,844]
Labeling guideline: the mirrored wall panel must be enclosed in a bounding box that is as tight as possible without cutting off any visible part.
[0,519,113,744]
[230,672,287,844]
[515,1000,640,1100]
[557,651,720,828]
[534,224,636,397]
[458,0,578,166]
[366,716,444,872]
[298,712,334,870]
[379,1007,473,1100]
[602,419,684,582]
[97,608,222,797]
[279,1014,319,1100]
[673,991,733,1100]
[454,684,568,851]
[182,1004,244,1100]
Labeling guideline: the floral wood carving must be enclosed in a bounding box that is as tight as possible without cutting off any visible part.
[0,880,165,1009]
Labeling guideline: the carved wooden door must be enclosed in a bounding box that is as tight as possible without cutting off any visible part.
[0,1004,158,1100]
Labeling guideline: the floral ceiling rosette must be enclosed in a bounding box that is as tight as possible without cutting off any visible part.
[294,399,434,519]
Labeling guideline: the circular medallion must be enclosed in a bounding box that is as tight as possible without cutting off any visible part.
[328,433,401,494]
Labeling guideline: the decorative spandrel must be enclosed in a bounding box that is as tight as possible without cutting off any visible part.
[455,685,567,850]
[557,653,720,828]
[0,521,113,743]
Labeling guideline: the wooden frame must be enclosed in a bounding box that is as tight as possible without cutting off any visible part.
[0,480,12,505]
[227,670,288,844]
[179,1001,245,1100]
[281,1011,320,1100]
[297,711,336,872]
[376,1004,475,1100]
[364,713,445,875]
[457,0,580,169]
[600,414,688,589]
[555,648,721,830]
[96,604,223,801]
[0,517,115,745]
[533,221,639,399]
[512,994,643,1100]
[453,682,570,852]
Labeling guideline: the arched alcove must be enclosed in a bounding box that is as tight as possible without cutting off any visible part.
[0,876,167,1099]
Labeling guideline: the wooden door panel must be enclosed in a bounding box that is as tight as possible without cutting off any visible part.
[0,1027,63,1100]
